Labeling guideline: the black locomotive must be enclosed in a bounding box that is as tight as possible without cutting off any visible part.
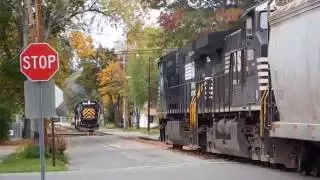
[74,100,102,132]
[157,0,320,174]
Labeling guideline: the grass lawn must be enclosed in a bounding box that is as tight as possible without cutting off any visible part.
[104,122,116,129]
[0,150,68,173]
[124,127,159,135]
[104,122,160,135]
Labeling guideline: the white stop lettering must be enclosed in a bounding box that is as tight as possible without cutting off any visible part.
[22,55,56,69]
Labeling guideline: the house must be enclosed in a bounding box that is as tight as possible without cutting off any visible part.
[131,103,159,128]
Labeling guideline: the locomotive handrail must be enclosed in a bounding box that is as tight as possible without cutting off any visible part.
[189,83,205,128]
[166,74,222,90]
[259,87,269,137]
[166,67,230,90]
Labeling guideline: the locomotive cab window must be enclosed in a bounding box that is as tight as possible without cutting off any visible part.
[259,12,268,30]
[246,17,253,37]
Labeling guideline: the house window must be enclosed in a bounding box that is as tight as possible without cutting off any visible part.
[149,116,154,123]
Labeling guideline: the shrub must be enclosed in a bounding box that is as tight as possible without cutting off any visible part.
[22,144,50,159]
[0,108,11,142]
[57,153,69,164]
[47,136,67,154]
[0,119,10,142]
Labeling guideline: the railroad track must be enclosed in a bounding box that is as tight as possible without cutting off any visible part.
[53,125,110,137]
[134,137,303,175]
[56,131,109,136]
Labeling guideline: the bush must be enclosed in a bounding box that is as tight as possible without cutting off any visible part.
[19,137,68,163]
[57,153,69,164]
[47,136,67,154]
[0,119,10,142]
[22,144,50,159]
[0,107,11,142]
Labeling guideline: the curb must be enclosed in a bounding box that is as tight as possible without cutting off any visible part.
[138,136,160,142]
[101,129,160,142]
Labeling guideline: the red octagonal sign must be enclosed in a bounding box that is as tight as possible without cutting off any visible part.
[20,43,59,81]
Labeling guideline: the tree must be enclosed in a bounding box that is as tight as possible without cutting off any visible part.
[97,61,127,126]
[0,0,26,141]
[70,31,95,59]
[0,0,154,139]
[139,0,248,49]
[69,31,119,99]
[158,6,243,48]
[126,26,161,128]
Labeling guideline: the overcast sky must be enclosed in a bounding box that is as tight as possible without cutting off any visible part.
[81,9,161,49]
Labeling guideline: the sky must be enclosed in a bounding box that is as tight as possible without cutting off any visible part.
[82,9,161,49]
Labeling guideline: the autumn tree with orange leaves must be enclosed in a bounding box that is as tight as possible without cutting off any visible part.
[97,62,127,126]
[70,31,95,59]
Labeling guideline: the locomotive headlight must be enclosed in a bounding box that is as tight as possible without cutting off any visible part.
[188,0,199,6]
[206,56,211,62]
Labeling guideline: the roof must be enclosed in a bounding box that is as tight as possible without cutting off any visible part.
[56,102,67,117]
[269,0,320,25]
[195,29,237,55]
[241,0,274,18]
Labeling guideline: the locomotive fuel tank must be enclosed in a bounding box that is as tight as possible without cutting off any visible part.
[207,118,252,158]
[268,0,320,141]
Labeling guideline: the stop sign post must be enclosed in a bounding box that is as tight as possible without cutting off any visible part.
[20,43,59,180]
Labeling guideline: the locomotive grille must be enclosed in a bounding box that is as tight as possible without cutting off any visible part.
[82,108,96,120]
[257,57,269,90]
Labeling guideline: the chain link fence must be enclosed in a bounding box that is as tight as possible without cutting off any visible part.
[9,120,24,140]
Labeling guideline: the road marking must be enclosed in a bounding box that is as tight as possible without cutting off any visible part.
[99,161,237,173]
[108,144,121,148]
[0,161,238,177]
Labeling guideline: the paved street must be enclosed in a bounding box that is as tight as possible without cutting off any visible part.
[0,134,318,180]
[0,146,17,163]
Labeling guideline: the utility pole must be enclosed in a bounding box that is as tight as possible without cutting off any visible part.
[23,0,30,46]
[122,54,127,129]
[23,0,32,138]
[147,57,151,132]
[35,0,41,43]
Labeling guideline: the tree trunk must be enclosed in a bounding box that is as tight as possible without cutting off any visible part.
[134,106,140,129]
[114,96,123,127]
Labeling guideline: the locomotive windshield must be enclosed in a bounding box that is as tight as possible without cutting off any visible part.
[260,11,268,29]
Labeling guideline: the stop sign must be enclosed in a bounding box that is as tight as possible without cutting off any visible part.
[20,43,59,81]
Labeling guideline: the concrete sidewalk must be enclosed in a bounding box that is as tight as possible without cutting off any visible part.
[99,128,160,141]
[0,146,17,163]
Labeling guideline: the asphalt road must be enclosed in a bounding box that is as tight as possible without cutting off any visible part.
[0,135,317,180]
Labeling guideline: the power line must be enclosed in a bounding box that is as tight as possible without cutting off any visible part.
[113,48,178,55]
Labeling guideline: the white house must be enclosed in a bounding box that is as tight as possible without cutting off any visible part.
[131,103,158,128]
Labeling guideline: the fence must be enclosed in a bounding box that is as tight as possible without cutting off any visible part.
[9,120,24,140]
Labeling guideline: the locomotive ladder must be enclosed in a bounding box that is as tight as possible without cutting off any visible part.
[189,83,205,128]
[260,84,273,137]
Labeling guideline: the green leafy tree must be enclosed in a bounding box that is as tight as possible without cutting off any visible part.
[126,26,161,128]
[0,0,25,140]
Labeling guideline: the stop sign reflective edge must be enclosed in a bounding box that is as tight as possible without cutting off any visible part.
[20,43,59,81]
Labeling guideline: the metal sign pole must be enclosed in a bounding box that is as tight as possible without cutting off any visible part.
[38,81,45,180]
[51,118,56,167]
